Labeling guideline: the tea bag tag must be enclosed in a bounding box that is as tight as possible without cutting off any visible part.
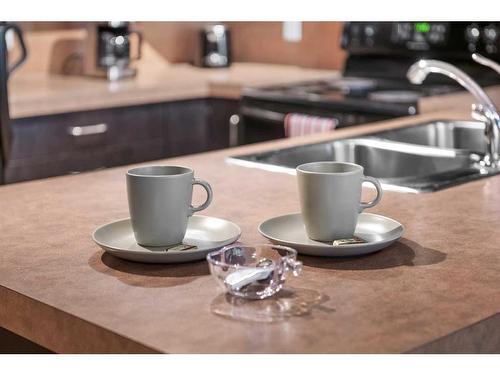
[332,236,367,246]
[164,244,197,252]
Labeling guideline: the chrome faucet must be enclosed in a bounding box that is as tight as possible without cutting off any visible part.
[407,56,500,168]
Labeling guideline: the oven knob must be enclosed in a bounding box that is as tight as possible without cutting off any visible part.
[466,24,480,41]
[467,43,477,53]
[428,24,446,44]
[428,31,444,44]
[483,25,498,43]
[350,24,361,36]
[486,43,498,54]
[434,24,446,33]
[364,25,375,37]
[414,32,425,42]
[395,23,411,40]
[363,25,376,46]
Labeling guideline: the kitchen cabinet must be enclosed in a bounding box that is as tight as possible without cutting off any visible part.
[162,98,239,157]
[206,98,240,151]
[5,98,240,183]
[163,100,211,157]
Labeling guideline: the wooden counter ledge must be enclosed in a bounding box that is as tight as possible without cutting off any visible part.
[0,109,499,353]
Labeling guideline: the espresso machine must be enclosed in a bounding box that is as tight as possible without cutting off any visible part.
[194,24,231,68]
[84,22,142,81]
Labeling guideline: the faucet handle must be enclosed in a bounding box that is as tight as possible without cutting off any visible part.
[471,103,488,122]
[472,53,500,75]
[471,103,497,123]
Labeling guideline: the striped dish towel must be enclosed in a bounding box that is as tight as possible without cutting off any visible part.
[284,113,338,137]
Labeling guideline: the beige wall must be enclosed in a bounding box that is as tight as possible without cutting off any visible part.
[14,22,346,74]
[135,21,346,70]
[228,22,346,70]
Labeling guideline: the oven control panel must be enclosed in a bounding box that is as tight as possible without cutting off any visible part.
[342,22,500,58]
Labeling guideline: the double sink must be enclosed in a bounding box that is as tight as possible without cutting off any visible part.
[228,120,499,192]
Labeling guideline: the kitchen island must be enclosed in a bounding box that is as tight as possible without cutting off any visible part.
[1,108,499,353]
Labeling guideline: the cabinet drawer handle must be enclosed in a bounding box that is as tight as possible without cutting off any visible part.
[68,123,108,137]
[229,114,240,147]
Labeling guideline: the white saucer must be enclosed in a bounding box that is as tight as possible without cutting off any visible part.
[258,213,404,257]
[92,215,241,263]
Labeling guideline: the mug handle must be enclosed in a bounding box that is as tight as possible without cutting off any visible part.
[189,178,213,215]
[359,176,383,212]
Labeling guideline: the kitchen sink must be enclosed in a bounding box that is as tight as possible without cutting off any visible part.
[370,120,489,153]
[227,120,500,193]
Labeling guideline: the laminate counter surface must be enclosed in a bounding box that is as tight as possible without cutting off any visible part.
[1,110,499,353]
[9,63,339,118]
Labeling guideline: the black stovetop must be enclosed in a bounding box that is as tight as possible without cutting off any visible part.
[243,75,462,117]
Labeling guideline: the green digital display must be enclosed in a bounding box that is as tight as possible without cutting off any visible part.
[415,22,431,33]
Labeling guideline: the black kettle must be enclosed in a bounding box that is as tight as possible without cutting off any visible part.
[0,22,27,184]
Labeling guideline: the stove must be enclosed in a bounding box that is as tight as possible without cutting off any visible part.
[236,22,500,146]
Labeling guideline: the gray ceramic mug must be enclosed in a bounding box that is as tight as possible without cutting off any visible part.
[126,165,213,246]
[297,161,382,241]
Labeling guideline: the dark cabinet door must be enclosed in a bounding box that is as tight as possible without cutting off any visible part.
[206,98,240,151]
[161,100,211,157]
[6,103,164,183]
[5,98,241,184]
[160,98,240,157]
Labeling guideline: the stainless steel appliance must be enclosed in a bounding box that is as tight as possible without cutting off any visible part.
[0,22,27,184]
[84,22,142,81]
[234,22,500,146]
[195,24,231,68]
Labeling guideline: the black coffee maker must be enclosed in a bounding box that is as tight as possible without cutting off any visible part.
[84,22,142,81]
[0,22,27,184]
[195,24,231,68]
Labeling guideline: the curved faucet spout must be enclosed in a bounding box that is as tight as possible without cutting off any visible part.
[407,58,500,168]
[472,53,500,75]
[407,59,496,110]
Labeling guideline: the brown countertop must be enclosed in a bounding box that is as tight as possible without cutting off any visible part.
[9,63,338,119]
[1,107,499,353]
[10,54,500,121]
[419,85,500,114]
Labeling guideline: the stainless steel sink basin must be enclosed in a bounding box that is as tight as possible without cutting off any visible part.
[370,120,488,153]
[228,120,500,193]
